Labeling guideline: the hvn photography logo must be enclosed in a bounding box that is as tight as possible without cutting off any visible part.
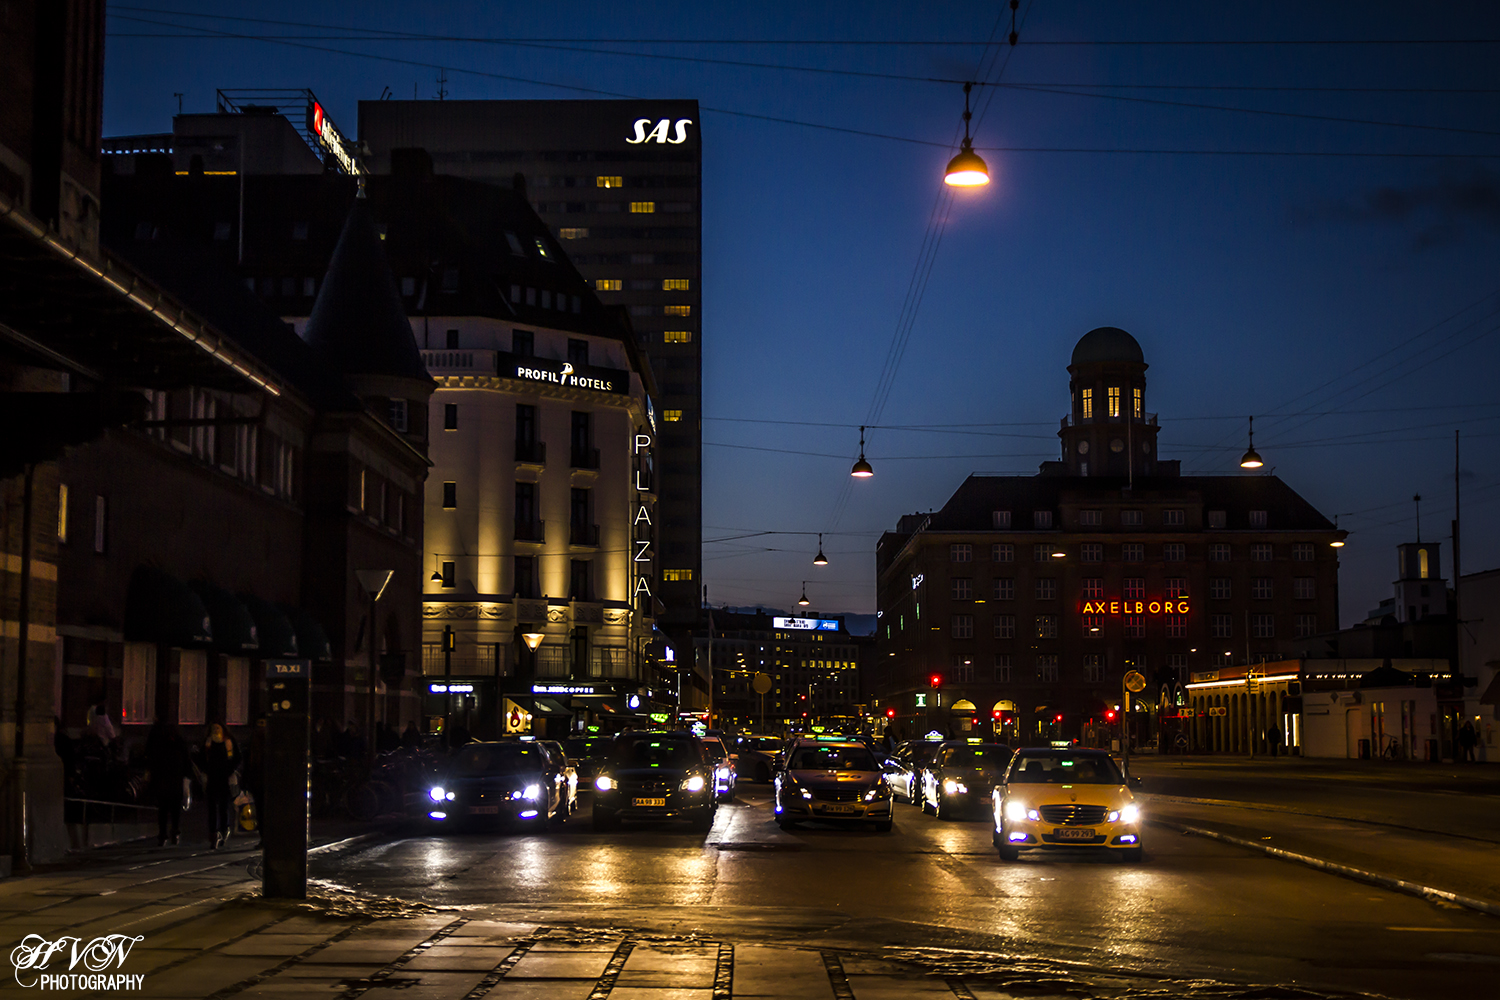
[9,933,146,990]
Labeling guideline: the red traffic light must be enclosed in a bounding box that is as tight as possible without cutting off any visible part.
[1104,710,1116,721]
[1054,714,1063,723]
[886,708,897,719]
[928,673,942,689]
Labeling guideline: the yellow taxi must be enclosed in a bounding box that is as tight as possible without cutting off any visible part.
[991,748,1143,862]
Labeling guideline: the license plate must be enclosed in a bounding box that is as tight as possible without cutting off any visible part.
[1054,827,1095,840]
[820,804,859,814]
[633,797,667,807]
[468,805,499,815]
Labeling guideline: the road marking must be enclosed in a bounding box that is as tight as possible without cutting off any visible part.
[584,937,635,1000]
[1387,926,1494,932]
[820,950,855,1000]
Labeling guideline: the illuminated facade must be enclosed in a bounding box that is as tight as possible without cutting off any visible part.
[703,610,864,734]
[357,100,705,663]
[874,328,1346,750]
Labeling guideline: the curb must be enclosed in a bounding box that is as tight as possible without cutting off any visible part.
[1152,818,1500,920]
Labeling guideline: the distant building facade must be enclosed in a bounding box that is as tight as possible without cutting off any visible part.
[874,328,1346,751]
[705,610,864,738]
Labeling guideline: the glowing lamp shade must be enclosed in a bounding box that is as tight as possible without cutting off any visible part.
[1330,539,1346,548]
[850,457,874,478]
[944,144,990,187]
[1239,448,1264,469]
[521,631,546,651]
[798,583,811,607]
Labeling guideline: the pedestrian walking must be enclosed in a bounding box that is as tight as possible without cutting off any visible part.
[201,723,238,849]
[1267,724,1282,758]
[145,719,190,846]
[1459,720,1478,763]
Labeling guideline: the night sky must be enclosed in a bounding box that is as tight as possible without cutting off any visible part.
[103,2,1500,627]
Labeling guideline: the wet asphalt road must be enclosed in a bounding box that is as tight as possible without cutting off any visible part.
[311,783,1500,999]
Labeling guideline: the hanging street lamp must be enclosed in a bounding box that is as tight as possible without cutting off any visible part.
[813,534,828,566]
[850,426,874,478]
[1239,416,1264,469]
[944,83,990,188]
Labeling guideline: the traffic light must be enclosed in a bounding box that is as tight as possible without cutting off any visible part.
[928,673,942,689]
[1054,714,1063,724]
[886,708,897,719]
[1104,710,1116,722]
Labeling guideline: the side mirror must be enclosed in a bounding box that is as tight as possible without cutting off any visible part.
[1128,777,1143,790]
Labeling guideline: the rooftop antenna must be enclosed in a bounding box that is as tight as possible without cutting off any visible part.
[173,92,183,115]
[435,69,449,101]
[1413,493,1422,542]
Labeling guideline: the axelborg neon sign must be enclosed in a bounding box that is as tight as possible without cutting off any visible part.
[1080,599,1191,615]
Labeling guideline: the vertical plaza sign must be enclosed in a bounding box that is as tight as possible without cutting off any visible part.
[632,432,655,610]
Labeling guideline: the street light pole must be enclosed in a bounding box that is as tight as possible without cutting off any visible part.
[354,570,393,764]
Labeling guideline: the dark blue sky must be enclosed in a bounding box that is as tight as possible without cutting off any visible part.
[103,2,1500,625]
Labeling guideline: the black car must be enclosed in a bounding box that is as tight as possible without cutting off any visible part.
[919,742,1014,820]
[424,742,568,830]
[591,731,716,831]
[774,739,894,832]
[733,735,784,782]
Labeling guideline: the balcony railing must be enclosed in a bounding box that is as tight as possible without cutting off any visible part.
[570,523,601,546]
[1060,412,1158,429]
[515,440,546,464]
[422,643,508,677]
[570,447,601,470]
[514,519,546,542]
[422,349,497,374]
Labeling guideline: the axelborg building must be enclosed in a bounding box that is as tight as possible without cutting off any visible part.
[874,328,1346,749]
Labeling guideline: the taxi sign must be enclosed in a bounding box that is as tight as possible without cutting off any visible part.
[1124,670,1147,693]
[925,730,944,741]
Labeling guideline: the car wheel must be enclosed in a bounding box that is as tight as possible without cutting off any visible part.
[591,809,619,832]
[936,794,955,821]
[920,793,934,815]
[691,806,714,832]
[874,820,893,833]
[997,843,1020,862]
[775,813,796,830]
[1121,846,1144,863]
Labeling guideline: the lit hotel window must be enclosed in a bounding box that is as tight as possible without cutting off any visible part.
[663,410,683,422]
[630,201,656,214]
[1080,388,1092,419]
[664,331,692,343]
[596,279,622,291]
[559,228,589,239]
[664,305,691,316]
[662,278,690,291]
[663,569,693,581]
[1108,387,1121,418]
[596,176,623,188]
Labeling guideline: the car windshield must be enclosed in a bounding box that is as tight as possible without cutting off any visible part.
[564,738,609,757]
[701,741,726,763]
[941,747,1012,767]
[1008,755,1122,784]
[739,737,782,752]
[789,746,879,771]
[613,738,701,767]
[453,745,543,776]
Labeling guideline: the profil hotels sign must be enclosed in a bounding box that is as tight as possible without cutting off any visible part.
[498,354,629,395]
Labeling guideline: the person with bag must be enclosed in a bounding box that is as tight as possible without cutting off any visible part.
[202,723,238,849]
[145,718,190,846]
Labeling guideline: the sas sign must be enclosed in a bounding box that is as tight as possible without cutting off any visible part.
[627,118,694,145]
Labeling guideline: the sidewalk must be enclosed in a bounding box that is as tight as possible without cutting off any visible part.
[1133,756,1500,916]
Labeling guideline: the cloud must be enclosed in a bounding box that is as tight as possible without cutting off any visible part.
[1298,164,1500,248]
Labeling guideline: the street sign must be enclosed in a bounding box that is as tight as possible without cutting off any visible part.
[1124,670,1147,693]
[752,672,773,695]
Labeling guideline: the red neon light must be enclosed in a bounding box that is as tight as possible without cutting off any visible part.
[1080,599,1190,615]
[312,102,326,137]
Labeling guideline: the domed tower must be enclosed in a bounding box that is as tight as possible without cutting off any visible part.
[1058,327,1159,477]
[304,187,434,450]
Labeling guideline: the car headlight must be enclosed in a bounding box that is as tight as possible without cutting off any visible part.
[595,775,615,792]
[429,786,446,802]
[1120,803,1141,825]
[799,787,813,800]
[864,786,889,802]
[523,784,542,801]
[682,775,706,793]
[1003,799,1028,822]
[942,778,968,795]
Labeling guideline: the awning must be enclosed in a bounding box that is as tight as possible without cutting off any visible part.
[281,605,333,661]
[239,594,298,658]
[124,566,212,647]
[1479,673,1500,706]
[950,699,977,713]
[531,697,573,717]
[189,582,259,653]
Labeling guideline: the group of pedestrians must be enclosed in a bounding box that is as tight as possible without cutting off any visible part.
[144,717,265,849]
